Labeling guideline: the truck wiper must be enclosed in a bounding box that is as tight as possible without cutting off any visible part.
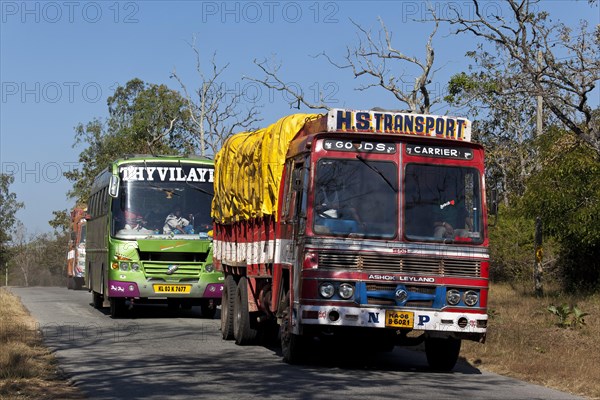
[355,154,398,192]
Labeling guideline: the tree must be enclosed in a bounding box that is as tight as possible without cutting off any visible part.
[521,126,600,290]
[0,174,24,274]
[248,14,441,113]
[48,209,70,234]
[65,78,196,202]
[171,42,262,157]
[441,0,600,156]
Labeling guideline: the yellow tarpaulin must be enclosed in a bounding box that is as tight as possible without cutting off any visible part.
[212,113,320,224]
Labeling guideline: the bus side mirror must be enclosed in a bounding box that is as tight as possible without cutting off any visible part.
[108,175,120,197]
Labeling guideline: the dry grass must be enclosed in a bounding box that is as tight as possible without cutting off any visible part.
[1,284,598,399]
[0,288,84,400]
[461,282,600,400]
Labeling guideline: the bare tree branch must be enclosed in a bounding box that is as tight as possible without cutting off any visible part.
[172,38,262,157]
[441,0,600,155]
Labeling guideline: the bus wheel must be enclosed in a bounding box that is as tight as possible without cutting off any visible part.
[221,275,236,340]
[280,293,306,364]
[92,291,104,309]
[233,276,257,345]
[425,337,461,371]
[200,299,217,319]
[110,297,127,318]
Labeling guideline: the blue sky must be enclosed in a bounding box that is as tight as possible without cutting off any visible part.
[1,0,598,235]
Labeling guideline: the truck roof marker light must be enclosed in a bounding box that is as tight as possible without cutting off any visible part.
[303,251,318,269]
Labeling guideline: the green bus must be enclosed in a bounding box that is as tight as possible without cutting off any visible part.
[85,155,223,318]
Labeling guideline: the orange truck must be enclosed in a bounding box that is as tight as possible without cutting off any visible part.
[212,109,489,370]
[66,205,87,290]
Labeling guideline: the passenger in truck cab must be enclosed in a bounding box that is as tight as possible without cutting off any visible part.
[314,188,363,234]
[433,187,472,239]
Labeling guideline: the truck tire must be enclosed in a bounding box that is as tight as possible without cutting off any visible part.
[425,337,461,371]
[221,275,236,340]
[109,297,127,318]
[233,276,257,345]
[280,293,306,364]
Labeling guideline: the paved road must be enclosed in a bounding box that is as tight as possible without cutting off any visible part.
[10,286,583,400]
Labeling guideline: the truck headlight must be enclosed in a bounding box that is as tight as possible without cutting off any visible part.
[464,290,479,306]
[119,262,129,271]
[319,282,335,298]
[338,283,354,300]
[447,289,461,306]
[205,264,215,273]
[131,263,140,272]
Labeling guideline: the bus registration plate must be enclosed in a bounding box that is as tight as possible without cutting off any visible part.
[385,310,414,328]
[153,284,191,294]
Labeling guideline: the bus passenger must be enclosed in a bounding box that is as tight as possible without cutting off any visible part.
[163,208,194,234]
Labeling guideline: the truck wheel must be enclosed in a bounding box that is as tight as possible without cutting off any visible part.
[110,297,127,318]
[233,276,257,345]
[200,299,217,319]
[425,337,461,371]
[92,291,104,309]
[280,294,306,364]
[221,275,236,340]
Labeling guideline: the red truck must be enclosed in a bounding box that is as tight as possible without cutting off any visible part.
[212,109,489,370]
[66,205,87,290]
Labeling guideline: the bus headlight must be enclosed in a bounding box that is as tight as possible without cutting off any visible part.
[119,262,129,271]
[319,282,335,299]
[446,289,461,306]
[464,290,479,306]
[338,283,354,300]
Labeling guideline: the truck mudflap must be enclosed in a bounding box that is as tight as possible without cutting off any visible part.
[297,305,487,334]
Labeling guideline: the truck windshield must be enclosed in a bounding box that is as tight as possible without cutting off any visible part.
[404,164,483,243]
[111,177,213,239]
[313,158,398,238]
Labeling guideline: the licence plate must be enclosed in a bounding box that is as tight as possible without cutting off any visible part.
[385,310,414,328]
[153,284,191,294]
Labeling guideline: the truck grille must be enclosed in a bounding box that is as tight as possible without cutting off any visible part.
[318,251,481,278]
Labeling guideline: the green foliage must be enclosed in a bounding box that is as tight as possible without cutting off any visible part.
[48,209,70,234]
[547,303,589,329]
[521,128,600,290]
[488,205,535,282]
[0,174,24,266]
[66,78,196,202]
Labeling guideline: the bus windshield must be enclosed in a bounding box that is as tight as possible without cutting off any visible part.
[312,158,398,238]
[111,167,214,239]
[404,164,483,243]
